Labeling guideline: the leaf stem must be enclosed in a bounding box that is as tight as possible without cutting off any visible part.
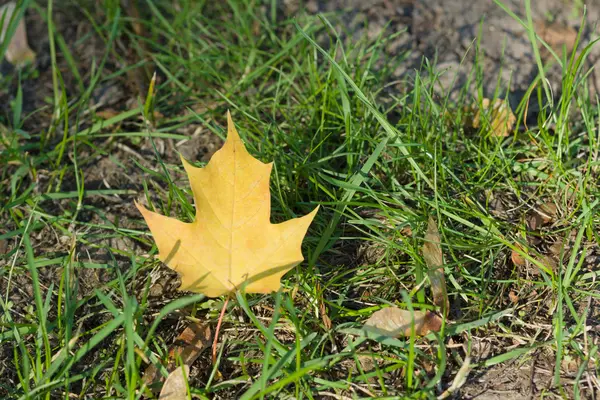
[212,297,230,365]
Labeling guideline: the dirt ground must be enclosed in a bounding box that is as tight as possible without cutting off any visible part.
[1,0,599,398]
[305,0,600,93]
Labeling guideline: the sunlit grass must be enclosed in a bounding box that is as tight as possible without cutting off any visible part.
[0,0,598,398]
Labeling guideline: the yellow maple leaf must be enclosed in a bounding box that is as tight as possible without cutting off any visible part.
[136,112,319,297]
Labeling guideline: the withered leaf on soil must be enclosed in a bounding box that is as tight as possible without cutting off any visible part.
[537,255,557,274]
[95,109,121,120]
[364,307,442,338]
[159,365,189,400]
[511,245,526,267]
[423,217,449,317]
[143,322,211,390]
[137,112,319,297]
[526,211,544,231]
[0,2,36,67]
[511,243,558,276]
[466,98,516,137]
[549,240,565,257]
[538,202,558,224]
[319,298,332,330]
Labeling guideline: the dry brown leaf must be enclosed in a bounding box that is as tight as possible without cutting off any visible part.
[364,307,442,338]
[526,212,544,231]
[159,365,189,400]
[169,322,211,365]
[0,2,35,67]
[538,202,558,224]
[470,98,516,137]
[526,255,558,276]
[538,255,558,273]
[137,112,319,297]
[95,109,120,120]
[400,225,413,237]
[423,217,449,317]
[511,246,526,267]
[319,300,332,330]
[143,322,211,391]
[423,217,443,268]
[549,240,565,257]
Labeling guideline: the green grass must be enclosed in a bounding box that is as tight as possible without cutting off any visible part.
[1,0,599,398]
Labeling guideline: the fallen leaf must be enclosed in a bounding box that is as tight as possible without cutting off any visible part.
[469,98,516,137]
[538,202,558,224]
[400,225,413,237]
[159,365,189,400]
[319,300,332,330]
[526,211,543,231]
[95,109,120,120]
[143,322,211,391]
[511,245,526,267]
[170,322,212,364]
[549,240,565,257]
[364,307,442,337]
[525,254,557,277]
[508,291,519,303]
[423,217,449,317]
[355,355,378,382]
[538,255,557,273]
[0,2,35,67]
[137,112,319,297]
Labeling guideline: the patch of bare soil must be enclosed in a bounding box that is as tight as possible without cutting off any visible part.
[289,0,600,120]
[462,348,598,399]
